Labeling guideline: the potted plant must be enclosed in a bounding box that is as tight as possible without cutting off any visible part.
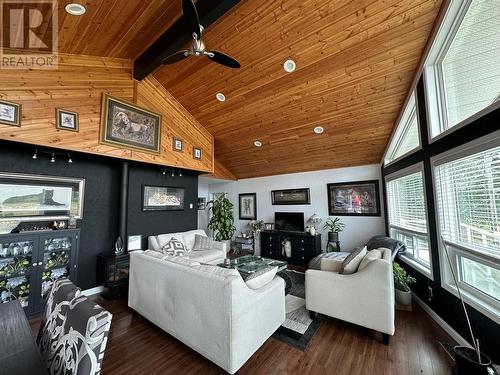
[393,262,416,306]
[207,193,236,250]
[323,217,345,251]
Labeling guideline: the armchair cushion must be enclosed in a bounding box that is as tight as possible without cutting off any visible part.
[358,248,383,271]
[339,246,367,274]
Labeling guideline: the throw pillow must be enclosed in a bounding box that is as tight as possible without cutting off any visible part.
[192,234,215,251]
[161,237,188,256]
[245,266,278,290]
[358,249,383,271]
[339,246,367,274]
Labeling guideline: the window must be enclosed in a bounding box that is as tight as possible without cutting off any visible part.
[384,92,421,165]
[434,132,500,322]
[386,164,431,276]
[424,0,500,139]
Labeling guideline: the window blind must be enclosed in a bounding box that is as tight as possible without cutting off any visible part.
[435,145,500,260]
[386,171,428,234]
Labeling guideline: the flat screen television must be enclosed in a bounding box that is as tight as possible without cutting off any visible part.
[275,212,304,232]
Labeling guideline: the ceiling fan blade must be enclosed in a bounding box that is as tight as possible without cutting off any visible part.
[207,51,241,69]
[182,0,202,40]
[161,50,190,65]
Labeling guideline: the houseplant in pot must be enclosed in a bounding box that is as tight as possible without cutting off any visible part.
[207,193,236,250]
[323,217,345,252]
[393,262,416,307]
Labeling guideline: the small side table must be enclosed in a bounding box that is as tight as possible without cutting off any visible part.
[97,253,130,300]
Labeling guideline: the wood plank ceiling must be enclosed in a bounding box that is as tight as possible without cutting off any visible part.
[36,0,442,179]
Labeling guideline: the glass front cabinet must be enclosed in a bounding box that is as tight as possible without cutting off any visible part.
[0,229,79,316]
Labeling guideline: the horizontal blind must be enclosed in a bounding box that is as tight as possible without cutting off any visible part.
[442,0,500,128]
[435,145,500,260]
[386,171,428,234]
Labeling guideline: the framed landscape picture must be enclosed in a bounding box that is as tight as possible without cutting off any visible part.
[271,188,310,205]
[56,108,79,132]
[239,193,257,220]
[142,185,184,211]
[0,99,21,127]
[327,180,381,216]
[100,94,162,154]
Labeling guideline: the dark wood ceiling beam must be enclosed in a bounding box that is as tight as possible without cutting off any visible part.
[133,0,241,81]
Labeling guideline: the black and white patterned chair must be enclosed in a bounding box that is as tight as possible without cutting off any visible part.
[37,280,112,375]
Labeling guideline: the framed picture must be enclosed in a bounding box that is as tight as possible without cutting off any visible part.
[239,193,257,220]
[327,180,381,216]
[193,147,202,160]
[0,172,85,221]
[142,185,184,211]
[0,99,21,127]
[197,197,206,210]
[271,188,310,205]
[173,138,183,152]
[264,222,274,231]
[100,94,162,154]
[56,108,79,132]
[127,235,143,251]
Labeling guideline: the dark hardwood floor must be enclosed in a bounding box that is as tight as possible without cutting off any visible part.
[30,296,454,374]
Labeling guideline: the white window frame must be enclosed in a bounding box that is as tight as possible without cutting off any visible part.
[383,91,422,167]
[431,129,500,324]
[423,0,500,142]
[385,162,433,279]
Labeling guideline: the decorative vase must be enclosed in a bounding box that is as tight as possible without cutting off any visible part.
[115,236,124,255]
[395,288,412,306]
[310,227,316,236]
[282,240,292,258]
[328,232,339,242]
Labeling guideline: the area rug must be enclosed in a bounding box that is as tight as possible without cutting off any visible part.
[272,270,322,351]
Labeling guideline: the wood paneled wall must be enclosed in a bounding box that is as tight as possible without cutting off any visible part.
[0,54,214,173]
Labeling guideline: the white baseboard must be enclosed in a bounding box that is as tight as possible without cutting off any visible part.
[412,293,472,348]
[82,285,104,297]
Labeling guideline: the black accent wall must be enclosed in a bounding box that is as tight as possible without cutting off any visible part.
[382,78,500,363]
[0,140,198,290]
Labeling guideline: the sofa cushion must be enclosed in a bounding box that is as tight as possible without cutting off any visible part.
[192,234,215,251]
[339,246,367,274]
[358,248,383,271]
[182,229,208,251]
[161,237,189,256]
[245,266,278,290]
[156,232,186,249]
[186,250,223,264]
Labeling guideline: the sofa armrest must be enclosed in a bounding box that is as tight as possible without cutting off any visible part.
[211,239,228,257]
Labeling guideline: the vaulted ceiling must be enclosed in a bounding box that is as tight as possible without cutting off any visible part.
[52,0,443,179]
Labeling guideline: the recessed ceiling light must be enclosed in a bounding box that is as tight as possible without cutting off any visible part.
[216,93,226,102]
[65,3,86,15]
[254,140,263,147]
[283,59,296,73]
[314,126,324,134]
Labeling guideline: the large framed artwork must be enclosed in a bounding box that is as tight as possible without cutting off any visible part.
[239,193,257,220]
[142,185,184,211]
[100,94,162,154]
[0,172,85,221]
[327,180,381,216]
[271,188,310,205]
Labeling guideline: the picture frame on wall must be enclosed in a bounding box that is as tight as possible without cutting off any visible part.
[142,185,185,211]
[100,94,162,154]
[173,138,183,152]
[327,180,381,216]
[56,108,79,132]
[239,193,257,220]
[127,235,143,251]
[271,188,310,205]
[0,99,21,127]
[197,197,206,210]
[193,147,202,160]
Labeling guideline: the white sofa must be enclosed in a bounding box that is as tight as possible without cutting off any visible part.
[128,251,286,374]
[305,248,395,343]
[148,229,227,264]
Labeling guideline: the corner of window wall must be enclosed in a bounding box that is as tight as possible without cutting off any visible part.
[423,0,500,143]
[431,129,500,324]
[383,91,422,167]
[385,162,434,279]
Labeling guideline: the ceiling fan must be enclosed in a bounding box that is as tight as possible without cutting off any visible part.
[161,0,241,69]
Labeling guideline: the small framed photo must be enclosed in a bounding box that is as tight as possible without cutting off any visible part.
[127,235,143,251]
[56,108,79,132]
[198,197,206,210]
[239,193,257,220]
[173,138,183,152]
[193,147,202,160]
[0,99,21,127]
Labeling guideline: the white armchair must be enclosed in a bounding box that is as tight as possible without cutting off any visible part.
[305,248,395,344]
